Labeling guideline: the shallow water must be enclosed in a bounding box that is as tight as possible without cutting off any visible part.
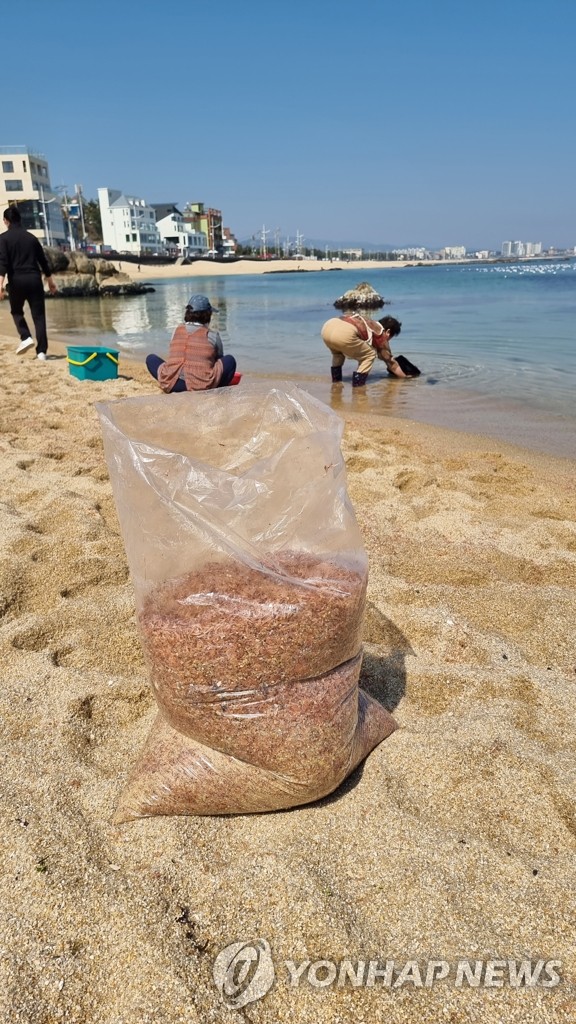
[48,260,576,458]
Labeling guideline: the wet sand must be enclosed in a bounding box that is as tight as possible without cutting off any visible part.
[0,306,575,1022]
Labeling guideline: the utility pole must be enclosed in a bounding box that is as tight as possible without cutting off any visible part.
[260,224,269,258]
[59,186,76,250]
[38,185,52,247]
[295,229,304,255]
[75,184,87,241]
[274,227,281,257]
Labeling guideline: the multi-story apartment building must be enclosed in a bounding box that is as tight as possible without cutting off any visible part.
[0,146,66,246]
[502,240,542,257]
[183,202,223,254]
[152,203,207,257]
[393,247,430,260]
[98,187,162,255]
[222,226,237,257]
[441,245,467,259]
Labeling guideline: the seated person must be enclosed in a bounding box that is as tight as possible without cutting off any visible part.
[146,293,237,392]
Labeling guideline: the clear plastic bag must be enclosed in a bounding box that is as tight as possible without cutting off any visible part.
[97,384,396,821]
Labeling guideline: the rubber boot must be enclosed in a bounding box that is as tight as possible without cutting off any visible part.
[331,365,343,383]
[352,371,368,387]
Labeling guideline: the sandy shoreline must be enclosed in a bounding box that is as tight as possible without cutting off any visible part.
[108,254,568,282]
[1,310,575,1022]
[111,257,412,281]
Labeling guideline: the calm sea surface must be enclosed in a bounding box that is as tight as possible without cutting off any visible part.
[48,260,576,458]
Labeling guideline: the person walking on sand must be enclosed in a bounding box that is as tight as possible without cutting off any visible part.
[321,313,405,386]
[0,205,58,361]
[146,293,238,392]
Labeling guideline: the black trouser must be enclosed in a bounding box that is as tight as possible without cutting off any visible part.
[8,275,48,354]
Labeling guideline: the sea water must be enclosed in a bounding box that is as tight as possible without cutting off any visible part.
[48,259,576,458]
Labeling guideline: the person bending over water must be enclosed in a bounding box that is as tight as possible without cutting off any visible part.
[321,313,405,386]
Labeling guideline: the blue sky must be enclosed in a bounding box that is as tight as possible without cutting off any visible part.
[4,0,575,249]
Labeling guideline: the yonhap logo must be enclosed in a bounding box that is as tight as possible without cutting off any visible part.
[213,938,275,1009]
[212,941,562,1005]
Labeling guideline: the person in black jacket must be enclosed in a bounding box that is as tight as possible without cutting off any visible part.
[0,205,58,360]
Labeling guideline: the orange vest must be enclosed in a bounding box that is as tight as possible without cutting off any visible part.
[158,324,223,392]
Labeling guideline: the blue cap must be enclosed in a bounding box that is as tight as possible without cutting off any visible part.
[187,293,218,313]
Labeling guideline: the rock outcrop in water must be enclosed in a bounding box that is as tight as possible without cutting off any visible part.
[333,281,389,310]
[43,249,154,298]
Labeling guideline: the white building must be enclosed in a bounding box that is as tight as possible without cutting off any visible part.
[152,203,207,257]
[393,247,430,260]
[0,146,66,246]
[501,240,542,257]
[441,246,467,259]
[98,187,162,255]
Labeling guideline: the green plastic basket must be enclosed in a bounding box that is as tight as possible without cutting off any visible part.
[67,345,119,381]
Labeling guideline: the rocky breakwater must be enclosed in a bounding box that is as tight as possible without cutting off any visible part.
[44,249,155,298]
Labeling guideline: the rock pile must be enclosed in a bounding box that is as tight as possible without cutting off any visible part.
[43,248,154,298]
[333,281,389,310]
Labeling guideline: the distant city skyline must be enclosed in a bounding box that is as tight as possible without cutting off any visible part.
[3,0,575,251]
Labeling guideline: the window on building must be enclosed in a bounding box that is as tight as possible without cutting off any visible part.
[5,180,23,191]
[126,234,130,242]
[132,233,137,241]
[23,160,27,172]
[2,161,14,173]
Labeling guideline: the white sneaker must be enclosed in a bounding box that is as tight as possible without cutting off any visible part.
[36,352,47,361]
[16,337,34,355]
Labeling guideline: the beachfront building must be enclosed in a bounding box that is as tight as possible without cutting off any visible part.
[183,202,224,255]
[0,146,66,246]
[222,226,238,257]
[152,203,207,257]
[98,188,162,255]
[393,247,431,260]
[502,240,543,257]
[441,246,467,259]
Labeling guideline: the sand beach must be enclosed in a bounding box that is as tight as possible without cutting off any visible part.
[111,256,415,281]
[0,303,575,1023]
